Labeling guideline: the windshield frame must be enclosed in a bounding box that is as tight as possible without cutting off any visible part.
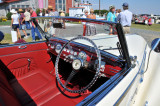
[32,16,131,68]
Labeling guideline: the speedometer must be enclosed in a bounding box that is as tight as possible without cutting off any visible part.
[78,51,87,60]
[55,43,62,54]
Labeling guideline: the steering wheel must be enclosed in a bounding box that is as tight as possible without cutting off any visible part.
[55,36,101,93]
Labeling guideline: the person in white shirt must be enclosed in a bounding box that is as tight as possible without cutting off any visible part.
[24,8,31,30]
[39,9,43,16]
[117,3,132,34]
[11,9,21,40]
[82,10,88,36]
[45,10,49,16]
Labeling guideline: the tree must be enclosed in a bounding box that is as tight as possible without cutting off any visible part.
[94,9,109,16]
[6,12,12,20]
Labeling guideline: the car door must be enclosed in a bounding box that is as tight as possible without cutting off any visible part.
[0,41,54,78]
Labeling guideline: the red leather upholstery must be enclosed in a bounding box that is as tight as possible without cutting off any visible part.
[0,42,86,105]
[0,50,54,78]
[0,66,86,106]
[14,69,84,106]
[0,69,21,106]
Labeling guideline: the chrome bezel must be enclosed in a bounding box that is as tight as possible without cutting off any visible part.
[55,43,62,54]
[78,51,87,60]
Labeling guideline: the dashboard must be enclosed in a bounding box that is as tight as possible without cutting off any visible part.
[47,38,124,78]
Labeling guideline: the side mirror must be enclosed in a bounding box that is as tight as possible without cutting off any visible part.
[151,38,160,53]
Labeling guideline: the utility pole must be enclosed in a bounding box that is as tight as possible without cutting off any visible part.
[99,0,101,16]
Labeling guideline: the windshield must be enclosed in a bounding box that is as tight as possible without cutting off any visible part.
[33,16,121,56]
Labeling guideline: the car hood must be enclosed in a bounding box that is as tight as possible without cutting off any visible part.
[65,34,148,59]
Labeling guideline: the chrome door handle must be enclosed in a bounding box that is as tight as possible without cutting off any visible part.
[18,45,27,49]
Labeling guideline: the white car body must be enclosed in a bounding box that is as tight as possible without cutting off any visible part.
[75,34,160,106]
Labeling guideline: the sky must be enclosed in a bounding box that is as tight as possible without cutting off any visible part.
[0,0,159,15]
[89,0,160,15]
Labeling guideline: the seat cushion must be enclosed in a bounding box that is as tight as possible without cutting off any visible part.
[11,69,85,106]
[16,69,57,99]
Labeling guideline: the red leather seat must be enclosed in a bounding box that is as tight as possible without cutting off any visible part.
[0,68,85,106]
[0,70,21,106]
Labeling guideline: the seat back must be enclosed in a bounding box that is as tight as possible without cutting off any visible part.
[0,69,21,106]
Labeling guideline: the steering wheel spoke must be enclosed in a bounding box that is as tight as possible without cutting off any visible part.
[64,69,78,87]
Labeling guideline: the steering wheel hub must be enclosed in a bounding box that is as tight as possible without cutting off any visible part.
[72,58,83,70]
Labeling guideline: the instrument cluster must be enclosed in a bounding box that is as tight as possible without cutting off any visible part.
[48,42,88,62]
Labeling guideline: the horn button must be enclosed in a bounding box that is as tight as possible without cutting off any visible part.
[72,59,83,70]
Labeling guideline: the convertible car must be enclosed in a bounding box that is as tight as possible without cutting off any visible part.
[0,17,160,106]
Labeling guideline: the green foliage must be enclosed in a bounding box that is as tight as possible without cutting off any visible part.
[6,12,12,20]
[0,19,2,22]
[94,9,109,15]
[36,8,46,16]
[65,13,69,16]
[36,8,40,15]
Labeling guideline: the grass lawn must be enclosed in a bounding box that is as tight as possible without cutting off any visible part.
[0,20,11,26]
[1,33,32,44]
[131,23,160,32]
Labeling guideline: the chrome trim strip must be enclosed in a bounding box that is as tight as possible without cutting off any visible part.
[0,41,46,48]
[114,45,147,105]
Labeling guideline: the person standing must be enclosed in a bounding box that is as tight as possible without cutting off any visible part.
[54,9,59,16]
[11,9,21,40]
[82,10,88,36]
[117,3,132,34]
[18,9,28,39]
[45,10,49,16]
[115,9,119,17]
[107,5,116,35]
[29,8,42,41]
[86,9,96,36]
[60,10,66,29]
[48,6,54,16]
[39,9,43,16]
[47,6,54,27]
[24,8,31,30]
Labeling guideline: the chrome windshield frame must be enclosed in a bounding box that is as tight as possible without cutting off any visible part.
[32,16,131,68]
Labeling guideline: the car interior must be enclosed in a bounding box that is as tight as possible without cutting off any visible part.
[0,17,126,106]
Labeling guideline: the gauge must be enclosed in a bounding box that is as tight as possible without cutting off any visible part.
[50,43,54,49]
[74,52,77,56]
[78,51,87,60]
[70,50,74,55]
[67,49,70,53]
[63,48,66,52]
[55,43,62,54]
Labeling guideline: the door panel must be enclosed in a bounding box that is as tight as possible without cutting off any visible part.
[0,42,48,56]
[0,42,54,78]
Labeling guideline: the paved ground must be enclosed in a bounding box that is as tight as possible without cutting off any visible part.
[131,28,160,46]
[0,24,160,46]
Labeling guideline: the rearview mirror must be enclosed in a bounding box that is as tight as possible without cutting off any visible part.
[151,38,160,53]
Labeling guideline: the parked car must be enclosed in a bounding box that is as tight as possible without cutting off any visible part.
[135,16,149,25]
[0,16,160,106]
